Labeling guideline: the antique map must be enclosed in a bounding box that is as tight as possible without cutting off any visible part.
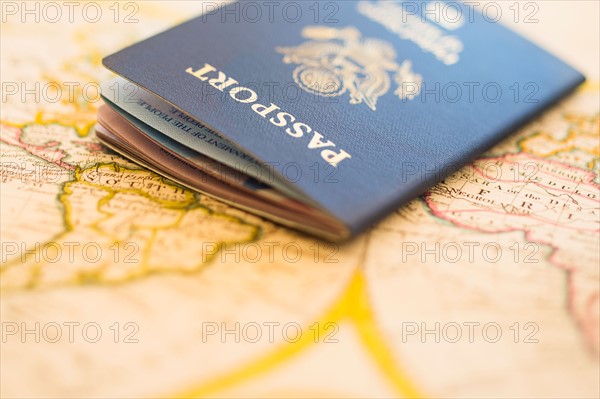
[1,1,598,398]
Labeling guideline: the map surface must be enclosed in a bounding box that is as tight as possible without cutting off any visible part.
[1,2,598,397]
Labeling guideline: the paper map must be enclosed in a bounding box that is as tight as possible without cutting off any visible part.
[1,2,598,397]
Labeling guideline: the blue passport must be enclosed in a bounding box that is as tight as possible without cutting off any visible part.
[100,0,584,240]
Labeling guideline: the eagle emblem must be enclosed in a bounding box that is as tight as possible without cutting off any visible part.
[276,26,423,111]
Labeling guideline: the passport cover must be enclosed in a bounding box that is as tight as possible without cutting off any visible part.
[102,0,585,238]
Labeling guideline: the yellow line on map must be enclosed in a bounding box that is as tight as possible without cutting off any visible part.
[350,273,423,399]
[173,269,424,398]
[579,80,600,92]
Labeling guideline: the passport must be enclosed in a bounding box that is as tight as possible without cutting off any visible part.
[99,0,585,240]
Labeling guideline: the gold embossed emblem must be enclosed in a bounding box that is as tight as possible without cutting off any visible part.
[277,26,423,111]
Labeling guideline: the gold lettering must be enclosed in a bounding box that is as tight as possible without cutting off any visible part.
[209,71,238,91]
[186,64,217,81]
[307,131,335,149]
[321,149,352,167]
[251,102,280,118]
